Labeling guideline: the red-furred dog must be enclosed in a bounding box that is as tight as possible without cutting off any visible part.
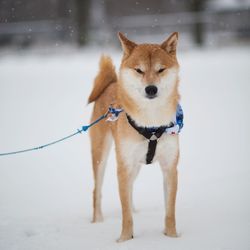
[88,32,180,242]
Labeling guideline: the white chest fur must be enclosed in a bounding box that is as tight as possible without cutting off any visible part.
[119,133,179,169]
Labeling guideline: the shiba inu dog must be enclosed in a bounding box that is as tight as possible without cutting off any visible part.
[88,32,180,242]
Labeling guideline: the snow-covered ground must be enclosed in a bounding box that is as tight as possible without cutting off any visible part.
[0,45,250,250]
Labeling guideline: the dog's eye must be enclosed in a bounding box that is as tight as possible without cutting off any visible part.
[158,68,166,73]
[135,68,144,74]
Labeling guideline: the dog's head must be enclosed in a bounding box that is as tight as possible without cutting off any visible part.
[118,32,179,105]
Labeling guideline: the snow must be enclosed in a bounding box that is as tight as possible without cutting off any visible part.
[0,46,250,250]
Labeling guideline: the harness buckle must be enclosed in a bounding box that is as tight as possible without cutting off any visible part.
[150,134,158,140]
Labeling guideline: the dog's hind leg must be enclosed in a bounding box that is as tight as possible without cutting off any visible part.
[90,124,112,223]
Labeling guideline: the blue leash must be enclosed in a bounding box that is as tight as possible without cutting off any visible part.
[0,107,119,157]
[0,105,182,157]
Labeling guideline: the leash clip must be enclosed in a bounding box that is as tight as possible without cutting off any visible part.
[106,105,123,122]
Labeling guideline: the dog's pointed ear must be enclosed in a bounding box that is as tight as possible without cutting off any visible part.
[118,32,137,56]
[161,32,179,55]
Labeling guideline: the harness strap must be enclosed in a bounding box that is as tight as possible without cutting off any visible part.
[126,114,173,164]
[147,140,158,165]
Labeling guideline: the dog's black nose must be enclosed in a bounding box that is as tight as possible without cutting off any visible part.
[145,85,158,98]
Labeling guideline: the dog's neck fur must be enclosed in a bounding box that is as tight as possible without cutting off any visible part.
[118,69,180,128]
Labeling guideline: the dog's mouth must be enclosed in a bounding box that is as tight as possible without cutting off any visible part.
[146,94,158,99]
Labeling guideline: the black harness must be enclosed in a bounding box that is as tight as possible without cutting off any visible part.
[126,114,174,164]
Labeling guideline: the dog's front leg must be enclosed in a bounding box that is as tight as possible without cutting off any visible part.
[162,165,178,237]
[159,137,179,237]
[116,162,134,242]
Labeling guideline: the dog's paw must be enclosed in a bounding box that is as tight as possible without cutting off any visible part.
[116,234,134,243]
[164,228,178,238]
[91,214,104,223]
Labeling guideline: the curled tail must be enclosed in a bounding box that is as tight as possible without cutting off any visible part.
[88,55,117,104]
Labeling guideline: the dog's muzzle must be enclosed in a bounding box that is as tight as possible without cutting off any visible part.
[145,85,158,99]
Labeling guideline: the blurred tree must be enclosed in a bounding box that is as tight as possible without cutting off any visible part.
[190,0,206,46]
[75,0,91,45]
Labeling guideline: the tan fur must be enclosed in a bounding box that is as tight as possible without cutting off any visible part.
[88,55,117,104]
[88,32,180,242]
